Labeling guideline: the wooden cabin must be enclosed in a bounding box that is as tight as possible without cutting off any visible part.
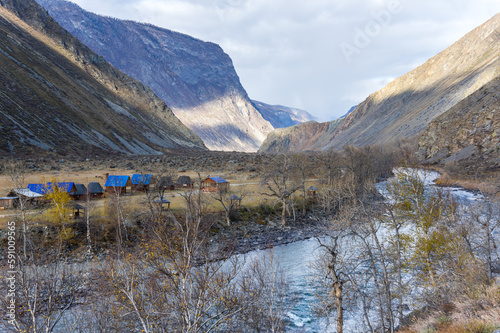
[0,197,17,209]
[202,177,229,193]
[157,176,176,191]
[176,176,194,189]
[105,175,132,195]
[88,182,104,199]
[131,174,153,192]
[7,188,44,207]
[71,184,87,200]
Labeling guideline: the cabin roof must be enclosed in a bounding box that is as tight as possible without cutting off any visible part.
[88,182,104,194]
[9,188,44,198]
[207,176,228,184]
[157,176,175,187]
[28,182,76,194]
[176,176,193,184]
[74,184,87,196]
[105,175,131,187]
[131,174,152,185]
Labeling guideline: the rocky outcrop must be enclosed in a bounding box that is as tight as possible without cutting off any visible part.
[260,13,500,153]
[419,76,500,172]
[0,0,206,156]
[258,119,344,153]
[36,0,275,152]
[251,100,316,129]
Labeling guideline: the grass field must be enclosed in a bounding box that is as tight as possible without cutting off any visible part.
[0,164,319,229]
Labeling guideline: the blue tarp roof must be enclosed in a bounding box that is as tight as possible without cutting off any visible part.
[105,176,131,187]
[131,174,152,185]
[28,182,76,194]
[209,176,228,183]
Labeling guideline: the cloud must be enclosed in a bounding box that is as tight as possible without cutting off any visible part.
[69,0,500,121]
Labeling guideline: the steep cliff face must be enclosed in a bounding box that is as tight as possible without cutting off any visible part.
[260,13,500,153]
[251,100,316,129]
[419,76,500,172]
[37,0,275,152]
[0,0,206,156]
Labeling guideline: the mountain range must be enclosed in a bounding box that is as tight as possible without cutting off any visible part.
[2,0,498,168]
[259,13,500,156]
[36,0,315,152]
[0,0,206,156]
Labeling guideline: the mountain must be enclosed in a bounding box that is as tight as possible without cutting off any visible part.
[36,0,275,152]
[258,119,344,153]
[251,100,316,129]
[0,0,206,157]
[419,76,500,172]
[260,13,500,153]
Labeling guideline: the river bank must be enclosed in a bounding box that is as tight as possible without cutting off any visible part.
[422,164,500,196]
[212,211,329,256]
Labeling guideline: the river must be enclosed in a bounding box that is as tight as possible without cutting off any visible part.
[3,170,490,332]
[255,169,486,332]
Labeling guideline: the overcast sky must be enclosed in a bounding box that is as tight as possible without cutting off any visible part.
[68,0,500,121]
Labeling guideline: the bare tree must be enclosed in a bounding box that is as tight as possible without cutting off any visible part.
[3,159,32,260]
[0,253,85,333]
[211,187,246,227]
[106,186,128,245]
[261,154,300,226]
[83,193,98,255]
[291,153,314,216]
[143,166,178,220]
[239,249,292,332]
[317,150,342,214]
[314,235,349,333]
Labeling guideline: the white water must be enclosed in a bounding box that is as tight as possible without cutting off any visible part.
[261,169,487,332]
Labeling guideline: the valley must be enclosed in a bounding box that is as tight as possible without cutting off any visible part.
[0,0,499,332]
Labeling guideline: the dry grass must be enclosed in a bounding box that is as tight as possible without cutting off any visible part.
[0,166,321,230]
[424,165,500,196]
[399,283,500,333]
[434,172,498,194]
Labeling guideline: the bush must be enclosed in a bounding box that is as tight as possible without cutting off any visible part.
[464,320,497,333]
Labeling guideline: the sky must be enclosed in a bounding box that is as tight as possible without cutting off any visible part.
[67,0,500,121]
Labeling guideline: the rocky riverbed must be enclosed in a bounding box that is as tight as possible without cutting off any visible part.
[211,212,329,257]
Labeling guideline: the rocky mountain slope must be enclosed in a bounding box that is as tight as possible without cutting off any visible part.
[258,119,344,153]
[419,76,500,172]
[0,0,205,157]
[37,0,276,152]
[251,100,316,129]
[260,13,500,153]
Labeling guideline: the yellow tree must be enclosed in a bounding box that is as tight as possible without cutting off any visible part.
[44,178,73,245]
[386,169,481,303]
